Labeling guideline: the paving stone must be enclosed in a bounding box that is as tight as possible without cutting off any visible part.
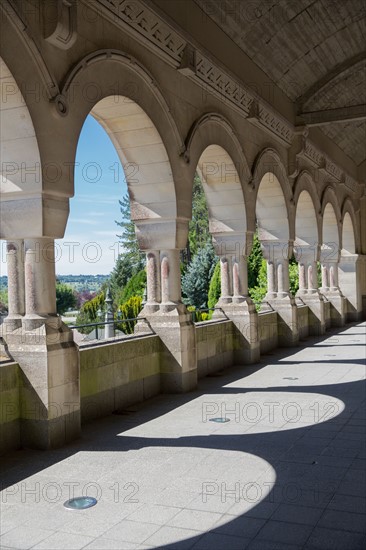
[102,520,160,544]
[271,503,324,525]
[0,526,53,549]
[32,531,95,550]
[304,527,366,550]
[143,526,202,548]
[317,509,366,533]
[167,508,222,531]
[191,531,251,549]
[253,520,313,545]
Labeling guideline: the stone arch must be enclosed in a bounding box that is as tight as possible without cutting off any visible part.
[338,199,361,318]
[341,199,358,254]
[61,49,188,249]
[321,186,341,258]
[293,171,321,261]
[185,114,250,254]
[252,149,291,242]
[0,56,43,238]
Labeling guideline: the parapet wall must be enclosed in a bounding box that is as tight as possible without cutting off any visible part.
[80,335,162,423]
[1,303,350,455]
[0,362,20,455]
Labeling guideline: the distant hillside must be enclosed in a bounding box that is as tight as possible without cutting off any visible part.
[0,274,109,293]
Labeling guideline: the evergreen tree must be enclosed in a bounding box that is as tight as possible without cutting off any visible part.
[110,193,145,300]
[248,232,263,289]
[182,241,217,308]
[207,260,221,309]
[186,174,211,261]
[119,269,147,304]
[249,259,267,309]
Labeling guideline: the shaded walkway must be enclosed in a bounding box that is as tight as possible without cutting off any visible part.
[0,323,365,550]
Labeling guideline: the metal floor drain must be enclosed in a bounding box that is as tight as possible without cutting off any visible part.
[209,417,231,423]
[283,377,299,380]
[64,496,97,510]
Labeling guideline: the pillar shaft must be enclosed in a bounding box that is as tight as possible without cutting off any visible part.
[146,250,161,304]
[321,264,329,290]
[233,255,248,298]
[24,238,57,318]
[6,240,25,320]
[277,259,290,298]
[298,262,306,292]
[220,256,232,302]
[160,249,181,303]
[307,261,318,293]
[266,260,276,299]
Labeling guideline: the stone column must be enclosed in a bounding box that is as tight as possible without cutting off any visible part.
[5,237,80,450]
[138,244,196,394]
[23,238,57,327]
[277,259,290,298]
[4,240,25,330]
[320,250,345,326]
[160,249,181,307]
[307,261,318,294]
[232,255,248,302]
[145,250,160,312]
[216,239,260,364]
[295,248,325,335]
[220,256,232,304]
[261,241,298,346]
[266,260,277,300]
[298,261,307,294]
[338,254,364,321]
[321,263,329,292]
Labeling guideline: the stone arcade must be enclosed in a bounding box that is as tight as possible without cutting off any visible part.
[0,0,365,452]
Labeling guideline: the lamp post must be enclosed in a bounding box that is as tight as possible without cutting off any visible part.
[104,287,115,339]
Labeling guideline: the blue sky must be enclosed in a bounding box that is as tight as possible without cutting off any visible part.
[56,115,127,275]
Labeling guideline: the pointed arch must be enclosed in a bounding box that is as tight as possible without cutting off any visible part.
[184,113,250,251]
[321,186,341,251]
[252,148,292,242]
[341,199,359,254]
[293,171,321,250]
[58,50,187,229]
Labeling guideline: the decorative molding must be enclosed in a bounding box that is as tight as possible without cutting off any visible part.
[325,159,343,182]
[178,44,196,76]
[97,0,186,65]
[44,0,77,50]
[248,101,293,146]
[93,1,359,189]
[194,52,253,115]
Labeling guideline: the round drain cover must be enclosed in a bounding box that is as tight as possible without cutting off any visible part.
[209,417,230,423]
[64,496,97,510]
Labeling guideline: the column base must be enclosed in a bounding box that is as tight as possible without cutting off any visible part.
[218,299,260,364]
[296,291,326,336]
[267,296,299,346]
[4,318,80,450]
[322,291,346,327]
[140,304,197,393]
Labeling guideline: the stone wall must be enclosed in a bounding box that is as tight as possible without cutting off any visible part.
[196,320,234,378]
[258,312,279,354]
[0,362,20,455]
[80,335,162,423]
[298,306,310,340]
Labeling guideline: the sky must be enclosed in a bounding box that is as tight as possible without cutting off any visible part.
[56,115,127,275]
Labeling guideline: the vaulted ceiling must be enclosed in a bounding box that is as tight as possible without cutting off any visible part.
[195,0,366,166]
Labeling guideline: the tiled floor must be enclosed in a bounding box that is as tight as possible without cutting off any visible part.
[0,322,365,549]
